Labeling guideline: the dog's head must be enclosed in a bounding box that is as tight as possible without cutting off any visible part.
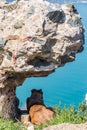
[31,89,43,99]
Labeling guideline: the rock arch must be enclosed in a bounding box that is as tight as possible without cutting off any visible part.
[0,0,84,119]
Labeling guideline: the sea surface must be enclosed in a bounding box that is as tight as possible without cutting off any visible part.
[12,0,87,108]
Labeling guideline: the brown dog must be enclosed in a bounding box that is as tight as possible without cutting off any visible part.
[29,105,54,125]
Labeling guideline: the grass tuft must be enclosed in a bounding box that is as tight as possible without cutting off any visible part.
[35,101,87,130]
[0,101,87,130]
[0,118,27,130]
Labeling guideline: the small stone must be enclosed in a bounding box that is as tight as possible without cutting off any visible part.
[46,6,54,12]
[27,125,34,130]
[21,114,29,125]
[67,19,73,26]
[74,17,82,26]
[14,21,24,29]
[67,17,82,27]
[47,4,61,12]
[0,54,4,65]
[0,38,7,48]
[31,37,46,45]
[46,10,64,23]
[7,35,20,40]
[7,52,12,61]
[0,70,5,75]
[66,4,77,12]
[4,3,18,11]
[27,5,35,18]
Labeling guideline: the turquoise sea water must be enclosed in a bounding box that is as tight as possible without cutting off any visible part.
[15,1,87,108]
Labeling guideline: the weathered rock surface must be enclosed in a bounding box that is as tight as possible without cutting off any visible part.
[0,0,84,119]
[43,123,87,130]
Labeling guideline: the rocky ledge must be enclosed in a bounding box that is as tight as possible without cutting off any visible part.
[43,123,87,130]
[0,0,84,119]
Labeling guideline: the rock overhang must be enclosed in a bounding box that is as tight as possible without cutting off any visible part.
[0,0,84,87]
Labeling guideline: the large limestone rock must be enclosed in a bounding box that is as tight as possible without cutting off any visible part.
[0,0,84,119]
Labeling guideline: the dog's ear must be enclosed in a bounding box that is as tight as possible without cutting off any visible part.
[38,89,43,95]
[31,89,36,93]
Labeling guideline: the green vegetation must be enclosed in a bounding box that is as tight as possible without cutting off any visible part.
[0,101,87,130]
[35,101,87,130]
[0,118,27,130]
